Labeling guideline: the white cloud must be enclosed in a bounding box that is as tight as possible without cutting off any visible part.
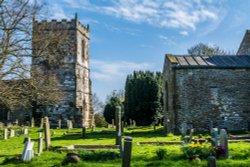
[63,0,223,31]
[91,59,154,81]
[180,31,189,36]
[50,4,69,20]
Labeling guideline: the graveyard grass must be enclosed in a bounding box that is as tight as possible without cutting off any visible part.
[0,127,249,167]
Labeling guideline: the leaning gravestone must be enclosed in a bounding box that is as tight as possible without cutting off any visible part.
[21,137,34,161]
[4,128,8,140]
[211,128,218,146]
[220,129,228,159]
[43,117,51,150]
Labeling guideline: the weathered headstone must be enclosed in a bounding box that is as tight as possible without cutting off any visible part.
[189,129,194,143]
[3,128,8,140]
[23,128,29,135]
[220,129,228,159]
[112,119,115,128]
[21,137,34,161]
[40,118,44,128]
[43,117,51,150]
[129,119,132,126]
[82,125,86,138]
[38,132,43,155]
[58,119,61,129]
[207,156,217,167]
[115,106,122,145]
[132,120,136,127]
[122,136,133,167]
[9,129,15,137]
[209,120,213,135]
[121,121,124,134]
[211,128,218,146]
[180,122,187,138]
[31,117,35,128]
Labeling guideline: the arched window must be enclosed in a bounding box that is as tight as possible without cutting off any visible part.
[82,40,85,61]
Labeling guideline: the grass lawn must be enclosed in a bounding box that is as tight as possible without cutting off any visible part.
[0,126,249,167]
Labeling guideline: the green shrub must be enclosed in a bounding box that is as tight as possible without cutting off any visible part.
[156,148,167,160]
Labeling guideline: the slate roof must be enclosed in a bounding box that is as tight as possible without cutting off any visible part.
[167,55,250,69]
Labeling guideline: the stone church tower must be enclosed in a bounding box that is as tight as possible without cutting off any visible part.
[32,14,92,127]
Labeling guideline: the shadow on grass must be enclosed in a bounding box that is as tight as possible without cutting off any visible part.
[51,127,168,142]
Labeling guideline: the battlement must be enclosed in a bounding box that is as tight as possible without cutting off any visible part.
[33,17,89,38]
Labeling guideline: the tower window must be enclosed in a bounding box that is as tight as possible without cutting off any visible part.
[82,40,85,61]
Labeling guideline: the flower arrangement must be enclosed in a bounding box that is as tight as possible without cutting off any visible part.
[214,146,226,158]
[182,142,227,160]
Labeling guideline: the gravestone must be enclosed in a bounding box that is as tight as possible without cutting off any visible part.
[209,120,213,135]
[211,128,218,146]
[207,156,217,167]
[21,137,34,161]
[122,136,133,167]
[38,132,43,155]
[189,129,194,143]
[132,120,136,127]
[112,119,115,128]
[180,122,187,138]
[115,106,122,146]
[24,128,29,135]
[58,119,61,129]
[40,118,44,128]
[43,117,51,150]
[220,129,228,159]
[3,128,8,140]
[82,125,86,138]
[9,129,15,137]
[129,119,132,126]
[31,117,35,128]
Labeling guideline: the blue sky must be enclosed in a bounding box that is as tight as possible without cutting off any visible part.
[43,0,250,102]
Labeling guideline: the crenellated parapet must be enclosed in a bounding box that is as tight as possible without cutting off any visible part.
[33,18,89,39]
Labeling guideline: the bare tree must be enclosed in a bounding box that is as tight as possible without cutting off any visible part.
[0,0,64,117]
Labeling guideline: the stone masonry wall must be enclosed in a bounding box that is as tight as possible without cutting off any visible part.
[174,68,250,132]
[32,18,92,128]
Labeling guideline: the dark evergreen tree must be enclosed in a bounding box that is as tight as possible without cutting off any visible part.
[103,91,123,124]
[124,71,163,126]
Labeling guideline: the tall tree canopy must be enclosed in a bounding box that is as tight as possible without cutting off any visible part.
[124,71,163,126]
[188,43,228,56]
[103,90,123,124]
[0,0,65,111]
